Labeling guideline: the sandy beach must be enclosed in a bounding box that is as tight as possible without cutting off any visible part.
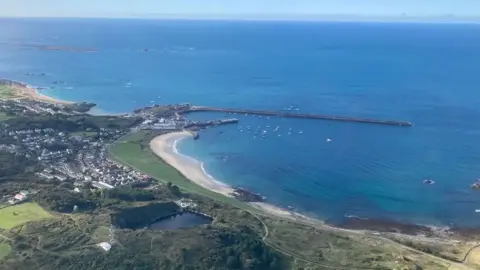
[16,84,72,104]
[150,131,236,197]
[0,79,72,104]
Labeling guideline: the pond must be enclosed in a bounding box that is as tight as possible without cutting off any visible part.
[149,212,213,230]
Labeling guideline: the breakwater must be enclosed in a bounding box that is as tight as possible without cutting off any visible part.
[182,106,412,127]
[184,118,239,129]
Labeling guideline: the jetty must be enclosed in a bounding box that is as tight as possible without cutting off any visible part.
[182,106,412,127]
[184,118,239,129]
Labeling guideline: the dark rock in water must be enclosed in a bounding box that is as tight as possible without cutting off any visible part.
[449,226,480,239]
[232,187,265,202]
[330,216,433,235]
[64,102,96,113]
[189,126,201,132]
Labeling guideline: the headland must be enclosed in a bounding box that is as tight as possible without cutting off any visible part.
[0,79,73,105]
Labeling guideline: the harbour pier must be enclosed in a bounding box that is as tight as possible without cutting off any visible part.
[184,118,239,129]
[182,106,412,127]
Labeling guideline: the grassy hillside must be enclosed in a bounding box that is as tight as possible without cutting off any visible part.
[0,203,52,229]
[108,130,471,270]
[108,130,256,211]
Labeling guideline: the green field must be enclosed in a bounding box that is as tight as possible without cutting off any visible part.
[0,243,11,260]
[108,131,255,211]
[0,202,53,229]
[0,85,17,99]
[91,225,111,243]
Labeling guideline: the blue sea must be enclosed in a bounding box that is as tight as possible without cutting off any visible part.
[2,18,480,227]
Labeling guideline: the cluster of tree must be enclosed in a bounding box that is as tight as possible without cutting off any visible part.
[5,114,142,132]
[0,151,39,177]
[6,115,94,132]
[166,181,181,196]
[214,227,285,269]
[72,115,142,130]
[34,187,96,213]
[102,186,155,202]
[6,219,288,270]
[62,102,96,113]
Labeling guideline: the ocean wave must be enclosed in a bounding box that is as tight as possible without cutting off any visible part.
[173,137,231,189]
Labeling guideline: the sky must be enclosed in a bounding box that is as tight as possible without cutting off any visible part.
[1,0,480,21]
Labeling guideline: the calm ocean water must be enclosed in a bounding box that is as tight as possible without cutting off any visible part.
[2,18,480,227]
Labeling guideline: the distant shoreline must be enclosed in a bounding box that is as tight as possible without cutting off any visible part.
[0,78,73,105]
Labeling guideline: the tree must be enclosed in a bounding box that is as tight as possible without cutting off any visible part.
[226,256,241,269]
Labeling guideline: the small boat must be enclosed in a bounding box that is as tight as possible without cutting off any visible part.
[326,138,332,142]
[476,209,480,213]
[471,179,480,189]
[423,179,435,185]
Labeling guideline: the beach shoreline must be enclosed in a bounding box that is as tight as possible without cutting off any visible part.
[150,131,236,198]
[148,131,480,238]
[0,78,73,105]
[149,131,341,228]
[149,131,321,223]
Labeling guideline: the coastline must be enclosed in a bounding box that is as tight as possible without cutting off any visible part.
[148,131,480,237]
[149,131,321,224]
[0,79,73,105]
[150,131,236,198]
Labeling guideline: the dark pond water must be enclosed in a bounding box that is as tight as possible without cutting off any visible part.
[149,212,213,230]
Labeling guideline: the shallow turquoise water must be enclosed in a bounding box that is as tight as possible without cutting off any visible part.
[2,18,480,226]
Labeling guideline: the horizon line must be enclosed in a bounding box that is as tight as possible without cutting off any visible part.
[1,13,480,24]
